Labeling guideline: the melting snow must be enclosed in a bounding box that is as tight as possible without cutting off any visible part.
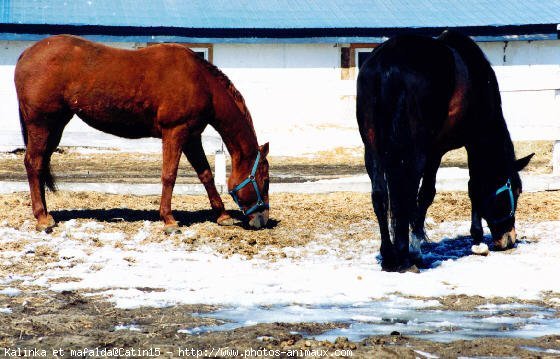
[194,301,560,343]
[520,346,560,354]
[0,220,559,341]
[0,288,21,297]
[0,221,557,307]
[114,324,142,332]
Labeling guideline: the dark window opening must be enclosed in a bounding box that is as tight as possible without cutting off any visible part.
[193,51,206,59]
[357,50,373,69]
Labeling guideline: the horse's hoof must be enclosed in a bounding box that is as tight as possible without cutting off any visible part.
[382,263,419,273]
[217,216,234,226]
[36,216,56,233]
[399,265,420,274]
[163,224,181,235]
[471,243,489,256]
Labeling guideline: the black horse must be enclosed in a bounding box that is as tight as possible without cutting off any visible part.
[357,30,533,272]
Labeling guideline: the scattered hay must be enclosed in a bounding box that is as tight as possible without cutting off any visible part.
[0,190,558,263]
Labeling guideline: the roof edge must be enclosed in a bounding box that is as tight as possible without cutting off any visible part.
[0,23,557,41]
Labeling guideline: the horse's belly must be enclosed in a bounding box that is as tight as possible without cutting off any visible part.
[75,109,160,139]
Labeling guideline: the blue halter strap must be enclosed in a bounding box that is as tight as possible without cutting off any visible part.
[488,178,515,224]
[229,151,269,216]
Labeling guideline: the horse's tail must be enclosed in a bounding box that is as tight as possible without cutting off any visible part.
[18,106,57,192]
[18,107,28,147]
[43,163,57,192]
[381,87,423,231]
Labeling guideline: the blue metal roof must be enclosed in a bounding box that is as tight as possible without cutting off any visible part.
[1,0,559,42]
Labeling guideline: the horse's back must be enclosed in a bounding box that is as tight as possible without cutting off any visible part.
[357,35,458,152]
[358,35,455,113]
[16,35,194,96]
[15,35,210,138]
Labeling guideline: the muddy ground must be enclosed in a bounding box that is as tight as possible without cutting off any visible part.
[1,289,560,358]
[0,141,559,358]
[0,140,553,183]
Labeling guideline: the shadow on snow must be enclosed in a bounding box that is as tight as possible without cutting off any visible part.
[50,208,279,229]
[375,234,530,270]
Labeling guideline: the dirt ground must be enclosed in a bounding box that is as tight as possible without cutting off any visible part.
[1,190,560,357]
[0,191,559,262]
[0,142,559,358]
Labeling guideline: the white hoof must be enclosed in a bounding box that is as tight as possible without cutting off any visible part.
[471,243,489,256]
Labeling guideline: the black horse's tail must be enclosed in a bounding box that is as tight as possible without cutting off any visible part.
[18,106,57,192]
[381,86,423,241]
[359,61,425,270]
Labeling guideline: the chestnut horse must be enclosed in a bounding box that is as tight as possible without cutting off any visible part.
[357,30,533,272]
[15,35,270,233]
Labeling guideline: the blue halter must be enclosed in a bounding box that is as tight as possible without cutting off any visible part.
[229,152,269,216]
[487,179,515,224]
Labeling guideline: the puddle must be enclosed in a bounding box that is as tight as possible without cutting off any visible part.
[186,300,560,343]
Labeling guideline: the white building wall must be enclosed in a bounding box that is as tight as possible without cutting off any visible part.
[0,41,28,132]
[478,40,560,141]
[0,39,559,156]
[214,43,357,155]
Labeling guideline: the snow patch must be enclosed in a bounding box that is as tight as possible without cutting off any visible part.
[1,221,555,308]
[114,324,141,332]
[414,350,439,359]
[0,288,21,297]
[1,220,559,341]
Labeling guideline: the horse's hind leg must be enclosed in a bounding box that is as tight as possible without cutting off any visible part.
[23,116,70,232]
[182,136,233,226]
[365,148,398,270]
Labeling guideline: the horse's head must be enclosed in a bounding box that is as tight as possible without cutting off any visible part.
[473,153,533,250]
[228,143,270,229]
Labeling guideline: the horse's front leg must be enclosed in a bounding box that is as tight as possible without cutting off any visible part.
[411,154,442,258]
[160,128,185,234]
[470,208,484,243]
[468,180,489,255]
[183,136,233,226]
[470,207,489,255]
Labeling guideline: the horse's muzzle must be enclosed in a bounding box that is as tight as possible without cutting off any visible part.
[248,209,269,229]
[493,227,516,250]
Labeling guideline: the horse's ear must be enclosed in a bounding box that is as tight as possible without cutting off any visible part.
[515,153,534,172]
[259,142,269,158]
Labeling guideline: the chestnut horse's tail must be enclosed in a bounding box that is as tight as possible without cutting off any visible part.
[18,106,57,192]
[18,107,28,147]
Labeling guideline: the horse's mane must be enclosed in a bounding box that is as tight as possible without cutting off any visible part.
[188,49,256,136]
[439,30,517,175]
[438,30,502,108]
